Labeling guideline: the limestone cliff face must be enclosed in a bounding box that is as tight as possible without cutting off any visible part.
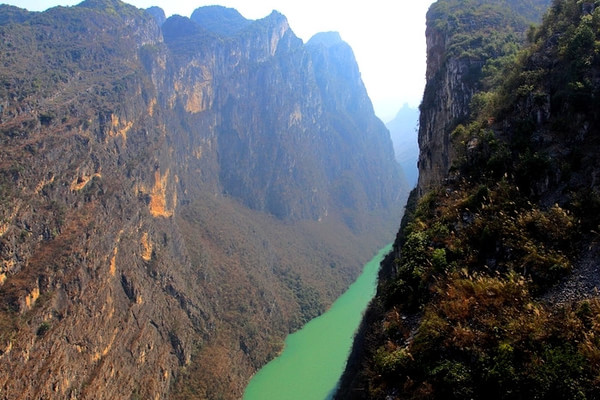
[417,26,481,193]
[306,32,403,214]
[416,0,550,195]
[161,16,401,221]
[0,1,405,399]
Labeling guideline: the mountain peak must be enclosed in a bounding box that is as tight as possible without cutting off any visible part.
[76,0,147,20]
[78,0,129,11]
[0,4,31,25]
[145,6,165,26]
[265,9,286,21]
[306,31,343,48]
[190,5,251,36]
[162,14,207,40]
[256,9,292,35]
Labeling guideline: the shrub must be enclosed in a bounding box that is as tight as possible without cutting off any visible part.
[36,321,50,337]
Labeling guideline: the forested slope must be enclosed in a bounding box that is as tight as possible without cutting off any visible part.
[338,0,600,398]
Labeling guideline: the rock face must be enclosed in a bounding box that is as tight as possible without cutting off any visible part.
[0,1,406,399]
[161,12,401,223]
[417,27,476,193]
[416,0,550,194]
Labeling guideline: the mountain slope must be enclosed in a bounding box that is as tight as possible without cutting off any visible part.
[0,2,407,399]
[334,0,600,398]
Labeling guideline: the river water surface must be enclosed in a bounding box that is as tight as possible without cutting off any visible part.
[243,243,392,400]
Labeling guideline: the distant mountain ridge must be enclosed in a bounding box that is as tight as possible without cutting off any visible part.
[386,104,419,188]
[0,2,407,399]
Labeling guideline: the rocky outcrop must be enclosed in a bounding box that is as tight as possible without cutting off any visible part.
[416,0,550,195]
[146,6,166,26]
[0,1,406,399]
[417,25,479,193]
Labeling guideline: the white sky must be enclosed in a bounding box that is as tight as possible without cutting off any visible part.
[3,0,435,122]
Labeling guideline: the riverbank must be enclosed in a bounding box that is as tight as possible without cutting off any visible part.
[243,244,392,400]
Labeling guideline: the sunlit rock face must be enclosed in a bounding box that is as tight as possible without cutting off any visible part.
[0,1,406,399]
[162,11,403,222]
[417,25,481,194]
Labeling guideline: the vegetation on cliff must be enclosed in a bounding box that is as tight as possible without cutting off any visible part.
[417,0,550,193]
[338,0,600,398]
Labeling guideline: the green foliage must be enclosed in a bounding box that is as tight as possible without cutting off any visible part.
[282,273,325,325]
[36,321,51,337]
[428,0,549,60]
[374,346,412,376]
[383,230,430,311]
[359,2,600,398]
[379,272,600,399]
[430,360,474,399]
[431,248,448,271]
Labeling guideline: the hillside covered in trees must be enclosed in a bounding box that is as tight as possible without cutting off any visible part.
[338,0,600,398]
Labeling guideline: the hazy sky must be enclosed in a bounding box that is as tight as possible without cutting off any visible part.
[4,0,435,122]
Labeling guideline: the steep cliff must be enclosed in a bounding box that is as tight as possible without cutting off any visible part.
[0,1,406,399]
[417,0,550,193]
[336,0,600,398]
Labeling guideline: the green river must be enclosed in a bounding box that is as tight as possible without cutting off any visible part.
[243,243,392,400]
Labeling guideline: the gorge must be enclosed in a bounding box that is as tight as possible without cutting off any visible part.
[3,0,598,399]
